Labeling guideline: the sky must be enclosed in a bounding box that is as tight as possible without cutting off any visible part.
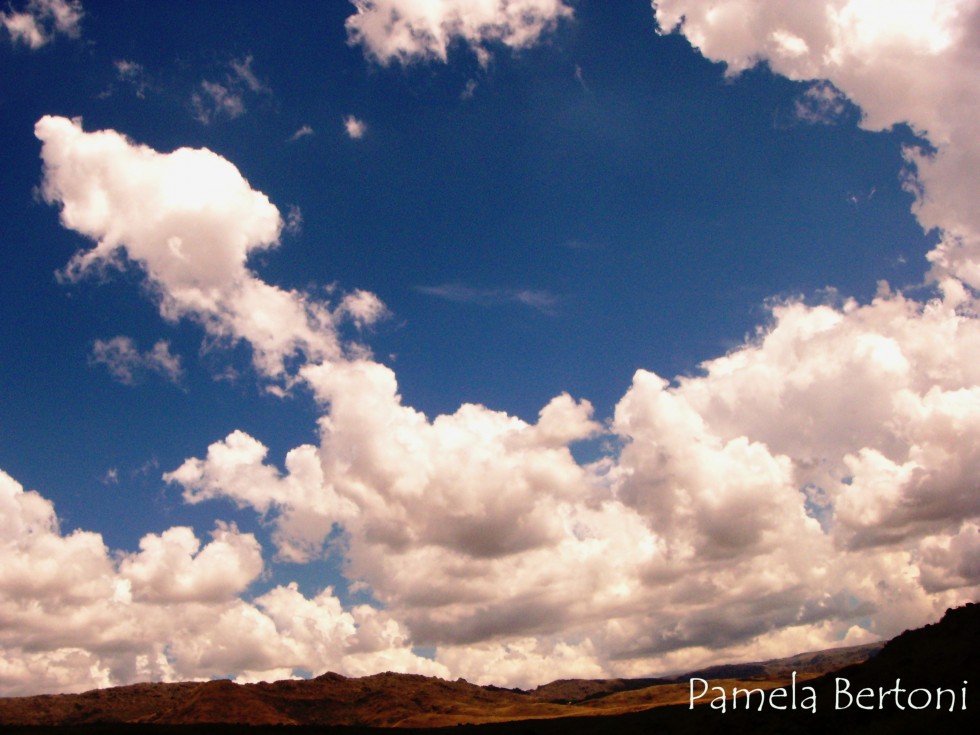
[0,0,978,696]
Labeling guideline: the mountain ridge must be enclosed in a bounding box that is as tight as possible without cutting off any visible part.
[1,603,975,732]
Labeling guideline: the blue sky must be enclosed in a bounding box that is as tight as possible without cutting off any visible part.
[1,0,978,695]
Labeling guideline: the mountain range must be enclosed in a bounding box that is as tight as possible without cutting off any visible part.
[1,603,975,734]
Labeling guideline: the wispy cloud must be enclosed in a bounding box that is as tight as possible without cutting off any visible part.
[191,55,270,125]
[1,0,82,49]
[230,54,268,94]
[289,124,314,141]
[794,81,850,125]
[416,283,559,314]
[113,59,148,98]
[90,336,184,386]
[192,80,245,124]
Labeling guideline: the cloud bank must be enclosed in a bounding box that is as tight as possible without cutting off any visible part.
[2,0,978,696]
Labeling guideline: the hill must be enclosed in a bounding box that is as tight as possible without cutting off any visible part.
[0,603,974,733]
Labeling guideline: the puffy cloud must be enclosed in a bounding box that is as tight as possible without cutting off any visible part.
[2,0,82,49]
[166,430,356,563]
[339,289,388,329]
[658,290,980,548]
[117,523,264,603]
[34,115,384,379]
[0,468,441,695]
[160,285,980,684]
[90,335,183,385]
[346,0,573,65]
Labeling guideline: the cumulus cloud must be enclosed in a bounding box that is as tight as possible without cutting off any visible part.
[0,468,442,695]
[34,115,382,380]
[346,0,573,65]
[2,0,81,49]
[90,336,183,385]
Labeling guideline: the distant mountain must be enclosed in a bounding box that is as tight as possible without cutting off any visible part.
[676,641,884,682]
[0,603,974,734]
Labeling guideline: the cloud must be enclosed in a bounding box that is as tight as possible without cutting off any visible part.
[34,115,378,380]
[284,204,303,235]
[651,0,980,291]
[25,0,980,689]
[343,115,367,139]
[117,523,263,603]
[794,80,851,124]
[230,54,268,94]
[339,289,389,329]
[289,125,314,141]
[192,81,246,124]
[113,59,149,98]
[191,56,270,125]
[346,0,574,65]
[0,468,443,695]
[416,283,560,313]
[2,0,81,49]
[90,336,184,385]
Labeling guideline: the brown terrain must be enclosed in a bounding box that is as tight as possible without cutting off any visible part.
[0,602,975,734]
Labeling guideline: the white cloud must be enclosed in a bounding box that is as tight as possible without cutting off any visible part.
[651,0,980,291]
[34,115,371,380]
[0,468,442,695]
[118,523,264,603]
[339,289,389,329]
[2,0,81,49]
[343,115,367,139]
[90,336,183,385]
[346,0,574,65]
